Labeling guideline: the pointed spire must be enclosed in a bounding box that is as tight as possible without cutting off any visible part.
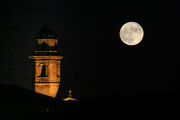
[36,23,57,39]
[63,90,78,101]
[68,90,72,97]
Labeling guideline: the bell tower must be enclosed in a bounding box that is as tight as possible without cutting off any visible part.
[29,23,63,97]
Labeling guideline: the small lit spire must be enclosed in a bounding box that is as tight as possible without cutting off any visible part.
[68,90,72,97]
[63,90,78,101]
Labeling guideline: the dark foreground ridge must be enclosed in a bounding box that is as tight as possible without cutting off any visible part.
[0,84,179,119]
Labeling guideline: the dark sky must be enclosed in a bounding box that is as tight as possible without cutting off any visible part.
[0,0,180,99]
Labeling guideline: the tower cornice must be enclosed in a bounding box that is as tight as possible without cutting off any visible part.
[29,56,63,60]
[35,83,60,85]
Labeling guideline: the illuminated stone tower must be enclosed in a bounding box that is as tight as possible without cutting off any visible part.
[29,23,63,97]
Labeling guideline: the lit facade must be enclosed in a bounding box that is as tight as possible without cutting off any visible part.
[29,24,63,97]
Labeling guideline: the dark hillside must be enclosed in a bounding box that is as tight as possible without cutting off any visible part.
[0,84,179,119]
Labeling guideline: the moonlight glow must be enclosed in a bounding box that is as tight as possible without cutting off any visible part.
[120,22,144,46]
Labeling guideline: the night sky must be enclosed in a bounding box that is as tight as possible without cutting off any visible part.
[0,0,180,99]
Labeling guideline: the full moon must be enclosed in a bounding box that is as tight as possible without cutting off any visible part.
[119,22,144,46]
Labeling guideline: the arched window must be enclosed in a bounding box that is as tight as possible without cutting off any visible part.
[39,64,47,77]
[54,43,57,50]
[41,42,46,51]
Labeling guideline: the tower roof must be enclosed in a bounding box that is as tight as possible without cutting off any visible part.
[36,23,57,39]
